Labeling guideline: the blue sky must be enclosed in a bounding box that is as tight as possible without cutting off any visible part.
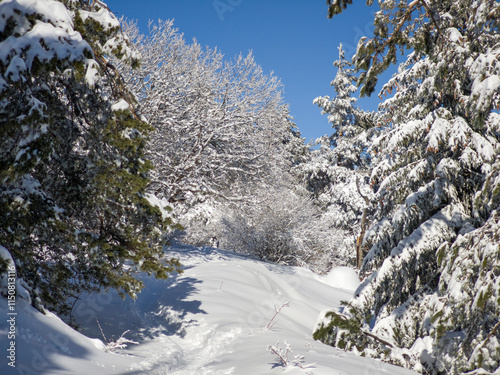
[105,0,384,143]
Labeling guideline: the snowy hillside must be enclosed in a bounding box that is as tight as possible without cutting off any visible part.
[1,246,418,374]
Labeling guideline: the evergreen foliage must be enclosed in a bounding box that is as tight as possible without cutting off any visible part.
[299,44,377,267]
[326,0,374,19]
[0,0,180,315]
[313,44,375,170]
[314,1,500,373]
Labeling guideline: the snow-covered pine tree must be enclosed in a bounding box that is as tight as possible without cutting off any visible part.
[0,0,180,315]
[314,1,500,373]
[299,44,376,267]
[313,43,374,170]
[326,0,364,18]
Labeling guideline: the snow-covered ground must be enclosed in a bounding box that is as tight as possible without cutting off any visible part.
[1,246,418,374]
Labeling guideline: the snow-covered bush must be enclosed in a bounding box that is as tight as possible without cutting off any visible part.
[267,340,314,370]
[221,187,321,266]
[181,184,347,272]
[174,200,226,248]
[104,330,139,352]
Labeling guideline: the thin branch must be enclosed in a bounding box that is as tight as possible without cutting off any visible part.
[356,175,369,206]
[420,0,442,36]
[356,176,370,269]
[268,345,289,367]
[480,320,500,350]
[266,302,290,331]
[370,0,443,69]
[361,329,394,348]
[95,316,107,344]
[372,0,420,63]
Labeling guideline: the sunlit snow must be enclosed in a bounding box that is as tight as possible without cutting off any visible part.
[0,246,418,375]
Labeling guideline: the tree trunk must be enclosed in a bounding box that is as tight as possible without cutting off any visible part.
[355,176,369,269]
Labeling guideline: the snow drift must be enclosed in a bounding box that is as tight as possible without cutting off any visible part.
[0,246,418,374]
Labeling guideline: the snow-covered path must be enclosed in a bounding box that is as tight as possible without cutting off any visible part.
[1,246,418,374]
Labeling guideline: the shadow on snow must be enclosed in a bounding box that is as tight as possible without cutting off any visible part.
[71,272,206,343]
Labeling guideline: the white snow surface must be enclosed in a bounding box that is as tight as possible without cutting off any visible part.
[0,246,418,375]
[322,266,360,292]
